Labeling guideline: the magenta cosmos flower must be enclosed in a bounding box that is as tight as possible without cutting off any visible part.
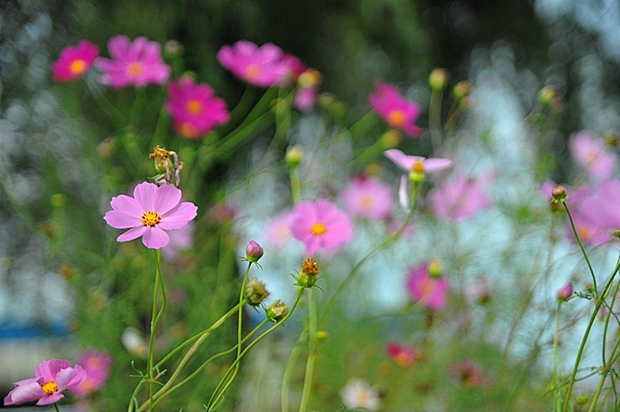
[428,173,493,220]
[72,351,112,397]
[406,262,449,311]
[217,40,297,88]
[569,131,617,181]
[52,40,99,82]
[96,35,170,88]
[385,149,452,175]
[341,175,393,219]
[4,359,87,406]
[104,182,198,249]
[289,199,353,256]
[369,82,423,137]
[580,180,620,239]
[165,75,230,139]
[385,343,419,367]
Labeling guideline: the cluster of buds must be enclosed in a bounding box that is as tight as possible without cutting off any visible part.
[150,145,184,187]
[295,258,320,288]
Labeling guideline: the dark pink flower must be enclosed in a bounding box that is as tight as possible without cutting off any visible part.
[96,35,170,88]
[245,240,264,263]
[385,343,418,367]
[428,174,493,220]
[406,262,449,311]
[104,182,198,249]
[569,131,617,181]
[369,82,422,137]
[449,358,484,388]
[72,351,112,397]
[217,40,294,88]
[52,40,99,82]
[4,359,87,406]
[342,175,393,219]
[557,283,573,301]
[290,199,353,256]
[165,75,230,139]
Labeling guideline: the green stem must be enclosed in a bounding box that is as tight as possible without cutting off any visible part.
[299,289,318,412]
[146,249,165,412]
[281,334,305,412]
[429,90,443,152]
[349,110,378,139]
[53,403,61,412]
[290,166,302,204]
[563,201,598,294]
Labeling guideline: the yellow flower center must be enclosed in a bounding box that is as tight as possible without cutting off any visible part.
[244,64,261,80]
[141,211,161,227]
[412,159,425,174]
[186,99,203,115]
[311,222,327,235]
[394,352,412,367]
[354,390,373,407]
[359,194,375,210]
[41,380,58,395]
[127,62,143,77]
[179,122,200,139]
[387,109,406,127]
[69,59,87,75]
[578,225,590,239]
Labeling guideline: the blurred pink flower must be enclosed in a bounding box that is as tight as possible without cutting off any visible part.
[369,82,422,137]
[73,351,112,397]
[165,75,230,139]
[161,222,195,261]
[384,149,452,175]
[293,68,321,112]
[385,343,418,367]
[264,211,294,249]
[96,35,170,88]
[429,174,493,220]
[4,359,87,406]
[104,182,198,249]
[449,358,485,388]
[580,180,620,239]
[290,199,353,256]
[565,186,611,245]
[569,131,617,180]
[557,283,573,301]
[342,175,393,219]
[406,263,449,311]
[217,40,297,88]
[52,40,99,82]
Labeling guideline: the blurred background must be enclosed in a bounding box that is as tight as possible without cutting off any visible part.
[1,0,620,409]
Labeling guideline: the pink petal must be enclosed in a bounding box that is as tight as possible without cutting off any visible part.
[108,35,130,60]
[4,379,43,405]
[54,367,77,391]
[37,393,64,406]
[117,226,148,242]
[384,149,422,171]
[158,202,198,230]
[142,227,170,249]
[424,158,452,172]
[104,210,142,229]
[67,364,88,389]
[36,359,70,382]
[154,184,182,215]
[133,182,157,210]
[110,194,144,215]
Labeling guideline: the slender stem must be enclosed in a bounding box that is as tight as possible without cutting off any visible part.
[349,110,378,139]
[299,289,318,412]
[281,334,305,412]
[429,90,443,152]
[53,403,61,412]
[290,166,301,204]
[147,249,164,412]
[563,201,598,294]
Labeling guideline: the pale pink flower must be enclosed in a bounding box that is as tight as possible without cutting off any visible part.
[428,174,493,220]
[52,40,99,82]
[385,343,418,367]
[264,211,294,249]
[406,263,449,311]
[72,351,112,397]
[580,180,620,241]
[104,182,198,249]
[569,131,617,180]
[96,35,170,88]
[4,359,87,406]
[293,68,321,112]
[369,82,422,137]
[567,186,612,245]
[217,40,294,88]
[339,379,382,411]
[342,175,393,219]
[161,222,195,261]
[289,199,353,256]
[165,75,229,139]
[384,149,452,174]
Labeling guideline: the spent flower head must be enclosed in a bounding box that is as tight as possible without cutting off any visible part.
[245,277,270,306]
[295,257,320,288]
[104,181,198,249]
[266,299,289,322]
[4,359,87,406]
[52,40,99,82]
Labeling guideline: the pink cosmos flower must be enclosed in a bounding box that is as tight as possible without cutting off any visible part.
[72,351,112,397]
[341,175,393,219]
[449,358,484,388]
[104,182,198,249]
[428,173,493,220]
[96,35,170,88]
[369,82,423,137]
[384,149,452,174]
[264,211,295,250]
[165,75,230,139]
[289,199,353,256]
[569,131,617,181]
[406,262,449,311]
[52,40,99,82]
[293,68,321,112]
[4,359,87,406]
[217,40,296,88]
[565,186,611,245]
[580,180,620,240]
[385,343,418,367]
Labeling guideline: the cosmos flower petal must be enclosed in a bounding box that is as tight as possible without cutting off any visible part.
[117,226,148,242]
[104,210,143,229]
[133,181,157,211]
[384,149,421,171]
[4,379,43,405]
[159,202,198,230]
[154,184,182,215]
[142,226,170,249]
[54,367,78,392]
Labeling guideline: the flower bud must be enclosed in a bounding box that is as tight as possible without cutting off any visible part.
[429,68,449,92]
[266,299,289,322]
[164,40,184,59]
[408,160,425,184]
[285,145,304,168]
[380,129,402,149]
[551,185,567,203]
[245,240,264,263]
[453,81,471,101]
[557,283,573,302]
[297,69,321,89]
[538,85,557,105]
[245,277,270,306]
[428,259,442,278]
[296,258,319,288]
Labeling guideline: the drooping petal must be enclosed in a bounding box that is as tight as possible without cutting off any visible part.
[384,149,422,171]
[158,202,198,230]
[141,226,170,249]
[117,226,148,242]
[423,158,452,172]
